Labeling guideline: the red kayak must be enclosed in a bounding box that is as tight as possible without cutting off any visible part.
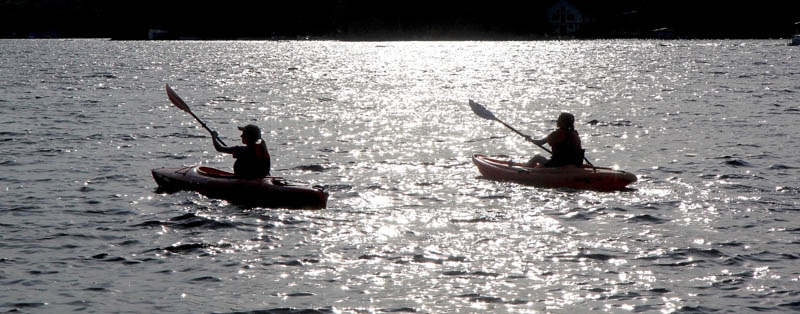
[152,166,328,209]
[472,154,637,191]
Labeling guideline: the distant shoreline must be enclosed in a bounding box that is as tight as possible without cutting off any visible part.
[4,1,798,42]
[3,36,795,41]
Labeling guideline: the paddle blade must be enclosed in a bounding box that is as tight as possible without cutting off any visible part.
[165,84,191,113]
[468,99,497,121]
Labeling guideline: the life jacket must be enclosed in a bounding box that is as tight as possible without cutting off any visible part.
[545,129,583,167]
[233,140,271,178]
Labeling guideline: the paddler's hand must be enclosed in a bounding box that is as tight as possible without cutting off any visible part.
[210,131,227,150]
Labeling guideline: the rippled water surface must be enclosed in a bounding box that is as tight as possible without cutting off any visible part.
[2,39,799,313]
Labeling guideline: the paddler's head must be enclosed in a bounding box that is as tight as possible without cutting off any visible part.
[238,124,262,144]
[557,112,575,130]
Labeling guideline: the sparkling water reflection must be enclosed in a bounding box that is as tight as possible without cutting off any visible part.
[1,39,799,313]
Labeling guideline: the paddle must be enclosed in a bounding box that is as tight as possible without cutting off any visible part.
[468,99,551,155]
[165,84,226,146]
[468,99,596,169]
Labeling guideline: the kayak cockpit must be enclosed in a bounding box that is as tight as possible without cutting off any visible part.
[197,166,235,178]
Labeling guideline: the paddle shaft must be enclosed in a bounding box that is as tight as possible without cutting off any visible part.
[494,118,552,155]
[469,99,594,168]
[505,118,595,168]
[166,84,226,146]
[186,109,223,145]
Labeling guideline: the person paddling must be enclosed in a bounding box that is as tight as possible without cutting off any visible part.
[527,112,584,168]
[211,124,271,178]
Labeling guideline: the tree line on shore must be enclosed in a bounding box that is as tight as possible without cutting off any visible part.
[1,0,797,39]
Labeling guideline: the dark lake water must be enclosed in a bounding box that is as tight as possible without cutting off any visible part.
[1,39,799,313]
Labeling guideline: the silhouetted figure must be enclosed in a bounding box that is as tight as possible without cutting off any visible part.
[212,124,271,178]
[527,112,584,168]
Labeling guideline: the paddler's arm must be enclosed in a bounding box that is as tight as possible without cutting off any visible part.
[211,131,234,154]
[524,135,547,146]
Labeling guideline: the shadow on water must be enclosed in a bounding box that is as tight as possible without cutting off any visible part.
[474,175,639,193]
[134,212,238,230]
[219,308,334,314]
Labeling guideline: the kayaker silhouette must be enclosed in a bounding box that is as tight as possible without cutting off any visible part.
[526,112,585,168]
[211,124,271,178]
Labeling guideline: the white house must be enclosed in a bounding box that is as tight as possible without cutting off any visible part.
[548,0,583,35]
[148,29,170,40]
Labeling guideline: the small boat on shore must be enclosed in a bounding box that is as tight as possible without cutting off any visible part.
[152,166,329,209]
[472,154,637,191]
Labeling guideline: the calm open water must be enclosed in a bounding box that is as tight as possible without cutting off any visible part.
[1,39,799,313]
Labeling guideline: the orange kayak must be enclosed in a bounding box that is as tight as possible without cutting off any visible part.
[151,166,328,209]
[471,154,637,191]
